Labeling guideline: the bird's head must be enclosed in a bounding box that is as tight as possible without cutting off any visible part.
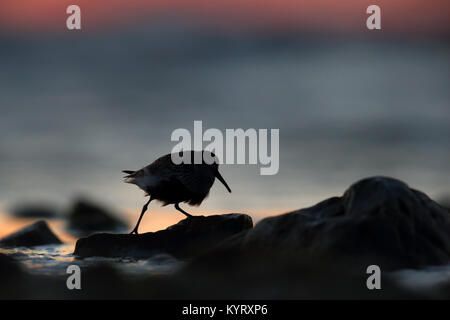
[202,151,232,193]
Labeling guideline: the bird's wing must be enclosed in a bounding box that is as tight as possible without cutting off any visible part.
[147,154,213,194]
[175,165,214,195]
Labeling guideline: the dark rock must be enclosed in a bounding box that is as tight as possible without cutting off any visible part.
[67,199,128,234]
[74,214,252,259]
[0,253,22,276]
[0,253,25,299]
[175,250,419,299]
[0,220,62,247]
[233,176,450,270]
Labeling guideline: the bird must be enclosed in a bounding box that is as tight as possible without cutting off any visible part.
[122,150,232,234]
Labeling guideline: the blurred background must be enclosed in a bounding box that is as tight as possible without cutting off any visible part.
[0,0,449,236]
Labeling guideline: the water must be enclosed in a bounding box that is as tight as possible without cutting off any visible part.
[0,31,449,220]
[0,244,183,277]
[391,266,450,298]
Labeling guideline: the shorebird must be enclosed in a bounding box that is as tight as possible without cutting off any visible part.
[122,151,232,234]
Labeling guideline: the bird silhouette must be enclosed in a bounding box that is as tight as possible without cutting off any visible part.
[122,150,232,234]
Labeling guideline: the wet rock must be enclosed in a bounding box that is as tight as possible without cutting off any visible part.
[74,214,252,259]
[0,220,62,247]
[67,199,128,234]
[235,176,450,270]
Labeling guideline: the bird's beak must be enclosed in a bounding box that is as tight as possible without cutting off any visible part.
[215,171,232,193]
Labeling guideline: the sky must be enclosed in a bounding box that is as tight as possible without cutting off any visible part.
[0,0,449,35]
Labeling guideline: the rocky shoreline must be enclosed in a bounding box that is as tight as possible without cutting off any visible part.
[73,176,450,270]
[1,176,450,299]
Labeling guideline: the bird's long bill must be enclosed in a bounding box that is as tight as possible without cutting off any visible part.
[215,171,232,193]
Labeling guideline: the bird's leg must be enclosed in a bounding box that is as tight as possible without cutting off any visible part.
[130,197,152,234]
[175,203,193,218]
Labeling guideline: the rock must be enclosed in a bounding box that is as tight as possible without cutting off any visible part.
[0,253,24,299]
[0,253,22,276]
[234,176,450,270]
[0,220,62,247]
[176,249,418,299]
[67,199,128,234]
[74,213,252,259]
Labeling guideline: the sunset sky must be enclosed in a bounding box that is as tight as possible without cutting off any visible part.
[0,0,448,34]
